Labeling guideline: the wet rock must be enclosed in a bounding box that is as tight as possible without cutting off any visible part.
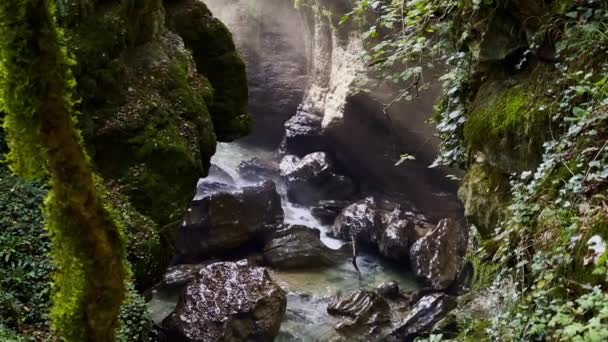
[155,264,208,291]
[278,155,301,176]
[330,197,432,263]
[237,157,278,183]
[376,281,399,299]
[330,197,381,243]
[449,261,474,295]
[164,262,287,341]
[377,209,431,262]
[207,164,235,184]
[283,109,325,157]
[262,225,339,269]
[281,152,355,205]
[176,181,283,262]
[328,290,391,338]
[310,200,351,225]
[383,293,457,342]
[410,218,468,290]
[282,152,333,182]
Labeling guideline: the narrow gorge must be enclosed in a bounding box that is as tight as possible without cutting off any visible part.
[1,0,608,341]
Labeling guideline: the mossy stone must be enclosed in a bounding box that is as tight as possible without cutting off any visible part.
[458,163,511,238]
[165,0,251,141]
[465,79,551,173]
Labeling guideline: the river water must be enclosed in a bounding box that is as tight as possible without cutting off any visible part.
[147,141,419,340]
[210,142,419,341]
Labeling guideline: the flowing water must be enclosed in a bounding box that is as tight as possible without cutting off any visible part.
[148,142,419,341]
[211,142,419,341]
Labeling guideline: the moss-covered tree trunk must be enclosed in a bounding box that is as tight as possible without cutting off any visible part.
[0,1,127,341]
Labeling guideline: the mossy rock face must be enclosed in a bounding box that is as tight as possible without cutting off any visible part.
[464,77,551,173]
[55,0,247,286]
[458,163,511,238]
[107,189,166,290]
[62,0,222,226]
[165,0,251,141]
[87,33,216,225]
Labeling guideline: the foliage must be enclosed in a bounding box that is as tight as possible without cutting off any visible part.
[116,284,153,342]
[0,170,52,337]
[0,1,128,340]
[344,0,608,340]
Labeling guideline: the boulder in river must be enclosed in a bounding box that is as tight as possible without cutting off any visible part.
[376,281,400,299]
[310,199,351,225]
[383,293,457,342]
[176,180,283,262]
[207,164,235,184]
[164,262,287,342]
[237,157,278,183]
[283,108,325,157]
[409,218,468,290]
[327,290,391,338]
[330,197,432,264]
[262,224,340,269]
[280,152,356,205]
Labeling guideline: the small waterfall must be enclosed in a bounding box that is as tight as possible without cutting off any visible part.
[209,142,343,250]
[206,141,419,341]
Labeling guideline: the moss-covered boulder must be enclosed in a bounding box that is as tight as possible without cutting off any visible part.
[458,163,511,238]
[464,74,551,173]
[53,0,251,286]
[165,0,251,141]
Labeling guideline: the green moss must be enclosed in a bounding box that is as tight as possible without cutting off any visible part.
[0,1,128,340]
[165,0,251,141]
[458,163,511,238]
[462,320,492,342]
[124,110,199,224]
[107,190,165,290]
[571,213,608,285]
[464,80,551,172]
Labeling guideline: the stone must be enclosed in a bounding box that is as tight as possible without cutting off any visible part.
[377,209,430,262]
[330,197,382,243]
[155,264,208,291]
[449,261,474,295]
[283,109,325,156]
[310,200,351,225]
[207,164,235,184]
[327,290,391,338]
[278,155,301,177]
[164,262,287,341]
[281,152,355,205]
[410,218,468,290]
[330,197,432,263]
[237,157,278,183]
[176,181,283,262]
[262,225,339,269]
[383,293,457,342]
[376,281,400,299]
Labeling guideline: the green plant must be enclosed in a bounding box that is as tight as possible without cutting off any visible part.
[116,284,153,342]
[0,170,51,336]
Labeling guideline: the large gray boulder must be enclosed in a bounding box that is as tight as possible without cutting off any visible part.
[329,197,432,263]
[176,181,283,262]
[165,262,287,341]
[409,218,468,290]
[237,157,278,183]
[280,152,355,205]
[262,224,340,269]
[327,290,391,338]
[383,293,457,342]
[283,109,325,156]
